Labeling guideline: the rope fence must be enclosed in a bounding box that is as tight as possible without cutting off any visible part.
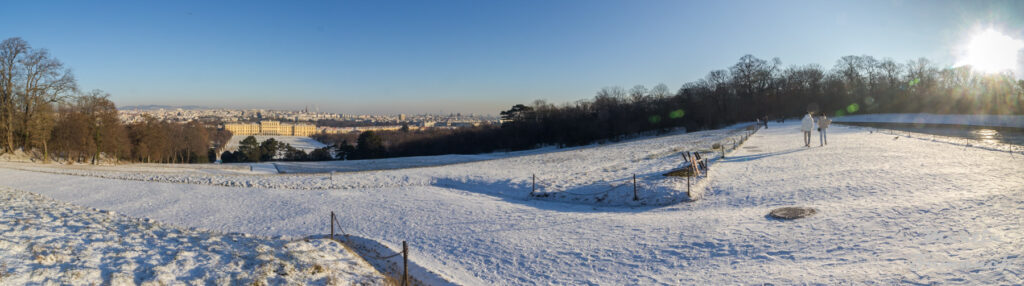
[329,211,411,286]
[527,123,761,203]
[841,123,1023,159]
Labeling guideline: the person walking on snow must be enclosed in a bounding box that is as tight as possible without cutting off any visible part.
[801,112,815,147]
[818,113,831,146]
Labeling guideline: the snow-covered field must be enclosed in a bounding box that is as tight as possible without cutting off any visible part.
[0,187,386,285]
[834,113,1024,128]
[223,135,329,153]
[1,121,1022,284]
[0,126,756,206]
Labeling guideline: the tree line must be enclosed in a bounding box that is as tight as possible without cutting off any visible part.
[1,37,232,163]
[315,55,1024,160]
[675,55,1024,128]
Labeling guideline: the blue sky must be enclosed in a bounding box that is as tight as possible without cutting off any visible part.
[2,0,1022,115]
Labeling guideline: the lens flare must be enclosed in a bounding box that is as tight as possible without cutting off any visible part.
[846,103,859,114]
[956,28,1024,74]
[669,109,685,119]
[648,115,662,124]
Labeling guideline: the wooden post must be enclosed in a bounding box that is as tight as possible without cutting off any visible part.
[402,241,409,286]
[330,170,335,180]
[689,153,699,177]
[330,211,335,241]
[531,174,536,196]
[633,174,638,201]
[687,175,691,198]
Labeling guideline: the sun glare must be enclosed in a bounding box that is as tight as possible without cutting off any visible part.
[957,29,1024,74]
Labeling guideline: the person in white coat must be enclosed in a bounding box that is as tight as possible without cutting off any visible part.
[818,114,831,146]
[800,112,815,147]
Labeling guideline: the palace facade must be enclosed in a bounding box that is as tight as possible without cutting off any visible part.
[223,120,318,136]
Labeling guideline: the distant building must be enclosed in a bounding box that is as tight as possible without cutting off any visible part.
[224,122,260,135]
[316,125,412,134]
[223,120,318,136]
[290,123,317,136]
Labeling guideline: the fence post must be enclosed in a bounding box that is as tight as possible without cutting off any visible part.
[330,170,335,180]
[330,211,335,241]
[531,174,536,196]
[633,174,638,201]
[687,175,691,198]
[402,241,409,286]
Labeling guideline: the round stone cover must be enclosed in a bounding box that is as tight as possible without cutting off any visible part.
[769,207,817,220]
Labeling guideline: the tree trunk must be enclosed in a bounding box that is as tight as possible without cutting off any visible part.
[21,104,32,150]
[4,116,13,152]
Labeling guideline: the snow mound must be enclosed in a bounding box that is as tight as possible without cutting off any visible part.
[0,149,38,163]
[0,187,386,285]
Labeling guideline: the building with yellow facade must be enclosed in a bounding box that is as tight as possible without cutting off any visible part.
[290,123,317,136]
[223,120,318,136]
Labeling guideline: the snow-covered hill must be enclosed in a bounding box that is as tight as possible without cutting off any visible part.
[2,125,758,206]
[1,122,1022,284]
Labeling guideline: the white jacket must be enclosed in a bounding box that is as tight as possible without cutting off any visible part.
[800,114,815,132]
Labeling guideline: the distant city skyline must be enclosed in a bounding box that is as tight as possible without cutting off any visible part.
[3,0,1023,115]
[117,104,492,116]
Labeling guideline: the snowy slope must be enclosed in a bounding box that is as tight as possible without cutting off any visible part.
[1,122,1022,284]
[1,126,756,206]
[16,144,576,176]
[0,187,386,285]
[834,113,1024,128]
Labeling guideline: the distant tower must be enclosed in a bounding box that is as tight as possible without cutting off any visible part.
[399,114,407,121]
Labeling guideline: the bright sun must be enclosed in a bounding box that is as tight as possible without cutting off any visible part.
[957,29,1024,74]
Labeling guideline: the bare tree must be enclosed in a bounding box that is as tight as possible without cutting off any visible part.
[0,37,30,153]
[596,86,626,99]
[649,83,670,99]
[878,59,903,89]
[16,47,77,151]
[629,84,648,103]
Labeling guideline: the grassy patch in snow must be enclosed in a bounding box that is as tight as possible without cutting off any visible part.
[663,168,698,177]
